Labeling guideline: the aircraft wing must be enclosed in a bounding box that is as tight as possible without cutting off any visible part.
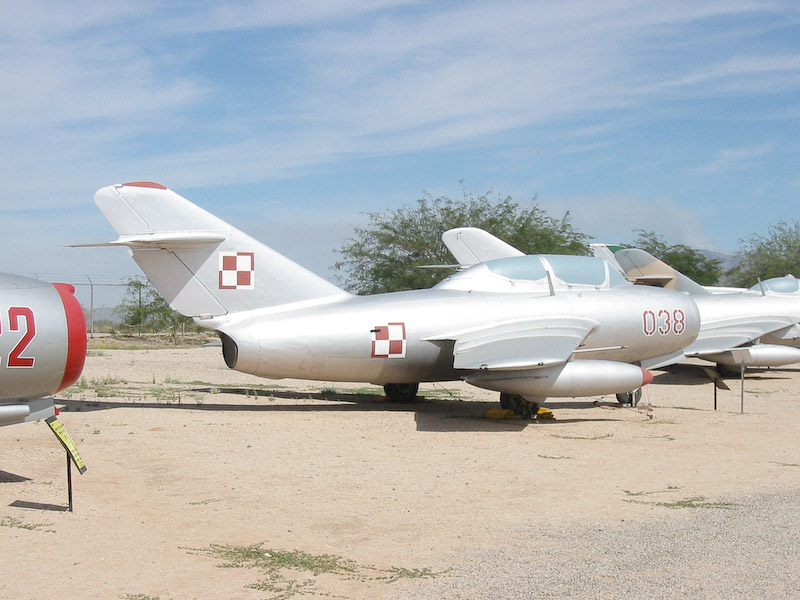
[441,227,524,266]
[685,315,800,357]
[768,323,800,341]
[427,316,596,370]
[0,397,56,427]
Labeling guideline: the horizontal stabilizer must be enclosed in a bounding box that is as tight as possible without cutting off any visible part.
[627,274,676,287]
[73,232,226,248]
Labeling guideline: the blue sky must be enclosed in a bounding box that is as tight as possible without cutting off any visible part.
[1,1,799,307]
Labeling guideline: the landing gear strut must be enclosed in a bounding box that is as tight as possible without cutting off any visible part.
[500,393,539,418]
[616,388,643,406]
[384,382,420,403]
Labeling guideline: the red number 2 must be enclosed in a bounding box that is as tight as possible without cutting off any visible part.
[5,307,36,368]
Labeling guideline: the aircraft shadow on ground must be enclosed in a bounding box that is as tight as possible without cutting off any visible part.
[56,387,626,432]
[651,364,797,387]
[0,470,31,484]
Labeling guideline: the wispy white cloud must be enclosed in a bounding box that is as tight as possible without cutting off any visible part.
[162,0,421,33]
[696,141,776,174]
[182,0,799,177]
[652,55,800,97]
[544,193,717,250]
[3,0,798,199]
[0,0,798,278]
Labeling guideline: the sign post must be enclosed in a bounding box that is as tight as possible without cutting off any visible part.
[740,365,745,414]
[45,416,87,512]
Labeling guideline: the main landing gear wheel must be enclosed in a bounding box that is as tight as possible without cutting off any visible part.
[616,388,643,406]
[384,382,420,403]
[500,393,539,419]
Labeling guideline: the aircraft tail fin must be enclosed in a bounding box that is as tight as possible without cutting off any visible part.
[613,248,710,296]
[442,227,524,266]
[94,182,349,317]
[588,243,629,279]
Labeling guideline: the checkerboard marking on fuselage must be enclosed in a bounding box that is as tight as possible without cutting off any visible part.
[371,322,406,358]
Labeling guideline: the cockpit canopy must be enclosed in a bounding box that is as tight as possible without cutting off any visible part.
[434,254,629,293]
[749,275,799,294]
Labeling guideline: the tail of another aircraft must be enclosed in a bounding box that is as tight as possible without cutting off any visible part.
[93,182,349,317]
[592,244,709,296]
[441,227,524,266]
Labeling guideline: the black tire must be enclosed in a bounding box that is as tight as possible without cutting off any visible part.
[500,392,514,410]
[500,393,537,418]
[616,388,643,406]
[384,382,420,402]
[520,400,539,419]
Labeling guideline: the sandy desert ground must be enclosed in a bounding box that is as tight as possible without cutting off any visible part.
[2,343,800,599]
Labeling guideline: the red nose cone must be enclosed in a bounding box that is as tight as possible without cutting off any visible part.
[641,368,654,386]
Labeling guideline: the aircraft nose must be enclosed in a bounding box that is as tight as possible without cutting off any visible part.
[53,282,87,392]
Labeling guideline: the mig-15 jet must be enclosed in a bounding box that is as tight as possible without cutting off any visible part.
[83,183,702,417]
[444,228,800,373]
[0,273,86,427]
[444,227,800,372]
[594,246,800,371]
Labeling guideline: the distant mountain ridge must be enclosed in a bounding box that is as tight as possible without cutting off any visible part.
[699,249,739,272]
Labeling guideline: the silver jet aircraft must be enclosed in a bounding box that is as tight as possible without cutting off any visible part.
[445,228,800,373]
[86,183,702,417]
[0,273,87,427]
[596,246,800,371]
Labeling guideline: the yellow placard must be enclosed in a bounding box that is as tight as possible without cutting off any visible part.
[46,416,87,474]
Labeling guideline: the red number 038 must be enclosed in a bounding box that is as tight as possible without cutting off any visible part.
[642,309,686,336]
[1,307,37,368]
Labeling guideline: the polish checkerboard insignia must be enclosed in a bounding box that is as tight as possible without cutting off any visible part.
[371,322,406,358]
[219,252,255,290]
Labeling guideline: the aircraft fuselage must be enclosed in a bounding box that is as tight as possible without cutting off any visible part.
[208,284,699,384]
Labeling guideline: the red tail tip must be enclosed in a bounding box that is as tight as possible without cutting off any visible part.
[641,368,654,386]
[122,181,167,190]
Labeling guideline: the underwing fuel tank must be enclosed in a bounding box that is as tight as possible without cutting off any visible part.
[465,360,653,399]
[0,273,87,426]
[705,344,800,368]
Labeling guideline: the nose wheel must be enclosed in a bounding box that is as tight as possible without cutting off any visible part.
[616,388,643,406]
